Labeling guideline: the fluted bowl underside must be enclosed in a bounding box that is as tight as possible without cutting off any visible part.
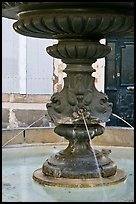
[2,2,134,39]
[13,12,134,39]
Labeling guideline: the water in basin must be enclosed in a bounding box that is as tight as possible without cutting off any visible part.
[2,144,134,202]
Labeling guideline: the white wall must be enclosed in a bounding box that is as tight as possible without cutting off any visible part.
[2,18,53,95]
[26,37,53,94]
[2,18,20,93]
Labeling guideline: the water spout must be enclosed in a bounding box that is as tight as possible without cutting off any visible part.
[81,112,107,201]
[111,113,134,129]
[2,115,46,148]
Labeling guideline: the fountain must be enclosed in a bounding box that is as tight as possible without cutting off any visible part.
[2,2,134,188]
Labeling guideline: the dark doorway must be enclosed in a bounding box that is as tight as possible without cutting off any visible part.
[105,37,134,127]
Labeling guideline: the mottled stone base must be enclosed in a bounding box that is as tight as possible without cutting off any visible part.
[33,168,126,188]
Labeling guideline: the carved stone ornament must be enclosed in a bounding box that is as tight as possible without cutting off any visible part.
[2,2,134,187]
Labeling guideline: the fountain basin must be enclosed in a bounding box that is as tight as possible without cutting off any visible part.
[2,126,134,201]
[2,144,134,202]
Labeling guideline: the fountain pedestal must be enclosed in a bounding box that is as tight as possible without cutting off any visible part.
[2,2,133,187]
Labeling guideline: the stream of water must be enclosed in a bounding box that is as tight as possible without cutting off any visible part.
[2,115,45,148]
[81,112,108,201]
[111,113,134,129]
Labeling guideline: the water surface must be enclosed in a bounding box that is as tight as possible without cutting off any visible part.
[2,144,134,202]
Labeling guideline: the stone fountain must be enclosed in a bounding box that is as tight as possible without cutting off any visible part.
[2,2,134,187]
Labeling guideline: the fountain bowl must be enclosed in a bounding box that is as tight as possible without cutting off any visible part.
[2,127,134,202]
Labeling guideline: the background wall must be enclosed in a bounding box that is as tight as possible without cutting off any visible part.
[2,18,53,95]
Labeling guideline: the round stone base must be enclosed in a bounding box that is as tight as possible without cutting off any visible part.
[33,168,126,188]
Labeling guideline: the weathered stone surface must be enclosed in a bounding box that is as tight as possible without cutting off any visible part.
[2,93,51,103]
[2,108,51,128]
